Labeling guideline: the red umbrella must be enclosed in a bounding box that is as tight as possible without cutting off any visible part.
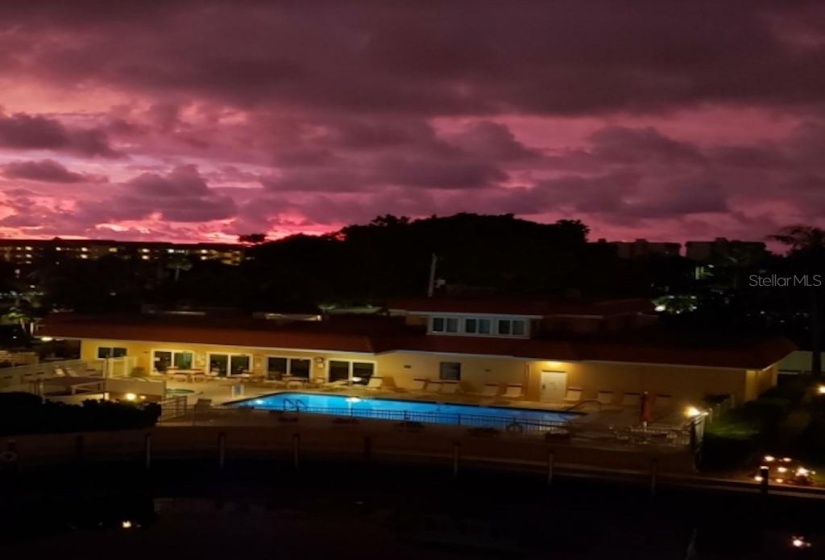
[640,391,654,427]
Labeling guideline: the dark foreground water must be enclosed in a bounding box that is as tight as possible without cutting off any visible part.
[0,457,821,559]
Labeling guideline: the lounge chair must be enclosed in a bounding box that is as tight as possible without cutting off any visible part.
[564,387,583,403]
[621,392,640,407]
[409,379,427,393]
[596,391,615,405]
[319,379,349,392]
[424,381,442,395]
[502,385,523,399]
[480,384,500,398]
[380,376,403,392]
[441,382,460,395]
[365,377,383,391]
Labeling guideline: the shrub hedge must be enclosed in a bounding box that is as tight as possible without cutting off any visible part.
[0,392,160,435]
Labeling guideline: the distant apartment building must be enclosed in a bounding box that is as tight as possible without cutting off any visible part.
[0,239,243,268]
[606,239,682,259]
[685,238,768,264]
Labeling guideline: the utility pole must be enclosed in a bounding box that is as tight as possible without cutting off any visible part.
[427,253,438,297]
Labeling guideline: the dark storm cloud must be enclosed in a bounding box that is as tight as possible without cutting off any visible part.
[75,165,237,223]
[588,127,704,165]
[2,159,86,183]
[2,1,825,241]
[2,1,825,116]
[0,113,118,157]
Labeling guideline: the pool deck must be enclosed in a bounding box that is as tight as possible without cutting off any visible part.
[165,378,687,430]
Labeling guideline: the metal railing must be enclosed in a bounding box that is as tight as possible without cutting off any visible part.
[227,402,694,447]
[256,403,573,433]
[158,395,189,422]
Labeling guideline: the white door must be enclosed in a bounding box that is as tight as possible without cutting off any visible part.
[540,370,567,402]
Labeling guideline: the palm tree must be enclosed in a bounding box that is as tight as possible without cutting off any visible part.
[166,255,193,282]
[769,226,825,376]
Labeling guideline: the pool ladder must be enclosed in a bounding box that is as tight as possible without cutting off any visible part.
[282,398,307,412]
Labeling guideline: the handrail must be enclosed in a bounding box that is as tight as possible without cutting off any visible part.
[281,398,307,412]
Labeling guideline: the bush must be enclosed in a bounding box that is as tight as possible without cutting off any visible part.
[741,397,791,426]
[761,375,812,404]
[0,394,160,436]
[797,415,825,462]
[701,433,758,470]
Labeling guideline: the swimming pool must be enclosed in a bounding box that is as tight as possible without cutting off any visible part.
[229,392,579,431]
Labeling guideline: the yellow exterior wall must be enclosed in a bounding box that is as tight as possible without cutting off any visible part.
[80,338,772,407]
[376,352,528,390]
[526,360,748,408]
[81,339,378,380]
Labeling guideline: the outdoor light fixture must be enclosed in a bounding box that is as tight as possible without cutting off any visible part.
[791,536,812,549]
[122,521,133,529]
[124,393,137,401]
[684,406,703,418]
[818,385,825,395]
[751,455,815,485]
[39,336,53,342]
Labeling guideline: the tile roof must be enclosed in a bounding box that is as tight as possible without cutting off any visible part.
[387,297,655,316]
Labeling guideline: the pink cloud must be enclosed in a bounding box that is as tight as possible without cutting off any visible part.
[0,1,824,243]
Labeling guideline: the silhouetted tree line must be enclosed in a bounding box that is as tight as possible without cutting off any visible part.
[0,392,160,435]
[2,214,825,352]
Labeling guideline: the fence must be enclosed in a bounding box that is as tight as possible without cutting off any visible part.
[704,395,735,425]
[158,395,189,422]
[0,424,699,474]
[268,403,571,433]
[221,403,694,449]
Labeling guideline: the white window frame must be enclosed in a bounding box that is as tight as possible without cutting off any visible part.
[151,349,195,372]
[326,359,378,384]
[428,314,531,338]
[265,355,313,378]
[96,345,128,359]
[207,352,253,376]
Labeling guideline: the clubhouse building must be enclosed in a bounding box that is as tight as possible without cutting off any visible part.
[39,297,795,410]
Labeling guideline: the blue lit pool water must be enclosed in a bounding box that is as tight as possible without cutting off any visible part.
[229,392,578,429]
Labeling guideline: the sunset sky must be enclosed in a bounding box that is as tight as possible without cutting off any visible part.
[1,1,825,243]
